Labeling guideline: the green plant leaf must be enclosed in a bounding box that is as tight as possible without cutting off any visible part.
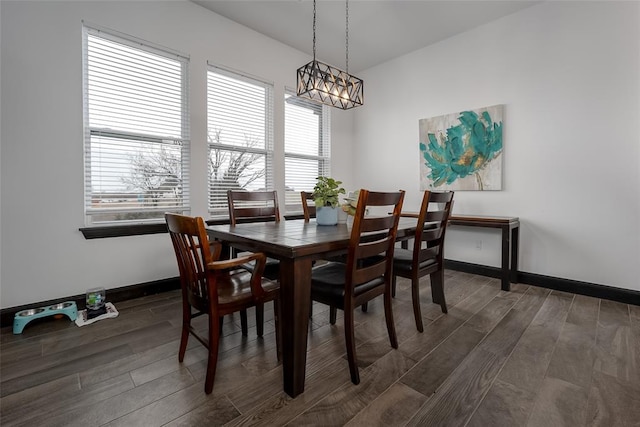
[312,176,346,208]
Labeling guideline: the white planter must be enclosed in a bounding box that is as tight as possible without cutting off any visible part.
[316,206,338,226]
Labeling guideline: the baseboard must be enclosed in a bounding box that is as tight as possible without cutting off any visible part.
[4,261,638,328]
[445,259,640,306]
[445,260,502,280]
[0,277,180,328]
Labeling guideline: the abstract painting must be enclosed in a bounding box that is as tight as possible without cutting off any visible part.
[419,104,503,191]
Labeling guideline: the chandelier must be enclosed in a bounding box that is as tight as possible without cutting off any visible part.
[296,0,364,110]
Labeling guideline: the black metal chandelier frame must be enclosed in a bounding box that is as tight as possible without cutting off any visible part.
[296,0,364,110]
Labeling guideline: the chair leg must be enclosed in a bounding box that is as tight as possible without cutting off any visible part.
[411,277,424,333]
[240,309,248,336]
[179,312,190,363]
[256,303,264,337]
[384,290,398,348]
[344,306,360,385]
[329,306,337,325]
[361,302,368,313]
[430,270,447,314]
[205,314,221,394]
[431,281,440,304]
[391,274,397,298]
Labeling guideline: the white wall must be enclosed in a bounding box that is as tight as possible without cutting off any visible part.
[354,1,640,291]
[2,1,637,309]
[0,0,354,308]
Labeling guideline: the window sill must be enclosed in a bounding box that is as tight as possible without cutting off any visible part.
[80,222,169,239]
[79,215,305,239]
[81,218,234,239]
[283,213,305,221]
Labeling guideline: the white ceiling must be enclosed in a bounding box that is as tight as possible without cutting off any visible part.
[193,0,540,73]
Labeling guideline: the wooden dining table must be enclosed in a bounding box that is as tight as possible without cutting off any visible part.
[207,217,418,398]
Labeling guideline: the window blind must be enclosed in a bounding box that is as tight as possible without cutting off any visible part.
[284,91,331,213]
[83,26,190,225]
[207,65,274,217]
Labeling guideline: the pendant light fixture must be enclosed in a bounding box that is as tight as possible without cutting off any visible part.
[296,0,364,109]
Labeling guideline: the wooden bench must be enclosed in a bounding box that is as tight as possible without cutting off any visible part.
[401,213,520,291]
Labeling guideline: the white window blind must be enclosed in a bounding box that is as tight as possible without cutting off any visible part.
[83,26,190,225]
[207,65,274,217]
[284,91,331,213]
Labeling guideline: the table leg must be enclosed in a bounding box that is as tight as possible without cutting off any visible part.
[279,257,312,398]
[500,225,511,291]
[510,225,519,283]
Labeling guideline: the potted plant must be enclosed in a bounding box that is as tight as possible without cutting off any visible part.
[312,176,346,225]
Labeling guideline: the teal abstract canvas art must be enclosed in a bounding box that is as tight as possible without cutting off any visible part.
[419,105,503,191]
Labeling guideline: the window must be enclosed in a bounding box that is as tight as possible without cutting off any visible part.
[284,91,331,213]
[83,26,190,225]
[207,65,274,217]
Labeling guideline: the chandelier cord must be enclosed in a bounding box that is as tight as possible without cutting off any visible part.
[312,0,316,61]
[296,0,362,108]
[346,0,349,73]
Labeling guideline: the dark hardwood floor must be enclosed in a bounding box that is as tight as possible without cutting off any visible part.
[1,271,639,426]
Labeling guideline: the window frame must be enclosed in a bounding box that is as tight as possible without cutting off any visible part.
[206,64,275,218]
[82,24,191,229]
[283,88,331,214]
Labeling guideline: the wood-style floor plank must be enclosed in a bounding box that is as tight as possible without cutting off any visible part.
[5,373,136,426]
[405,347,502,427]
[400,324,486,396]
[44,368,196,426]
[163,394,240,426]
[526,377,589,427]
[545,293,599,388]
[405,286,550,426]
[0,374,81,425]
[399,282,502,361]
[593,299,639,384]
[344,382,427,427]
[630,303,640,331]
[584,370,640,426]
[289,350,416,426]
[1,270,638,427]
[0,340,43,367]
[225,357,351,426]
[0,344,134,397]
[104,380,216,427]
[466,379,537,427]
[496,290,573,392]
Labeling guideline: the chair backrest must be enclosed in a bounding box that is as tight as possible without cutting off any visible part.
[413,191,454,265]
[346,189,405,294]
[301,191,316,221]
[165,213,221,313]
[227,190,280,226]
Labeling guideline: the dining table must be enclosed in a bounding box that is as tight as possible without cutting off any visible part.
[207,217,418,398]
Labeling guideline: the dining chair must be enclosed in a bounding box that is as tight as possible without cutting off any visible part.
[302,190,367,319]
[165,213,281,394]
[392,190,454,332]
[310,189,405,385]
[228,190,281,226]
[301,191,316,221]
[227,190,280,281]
